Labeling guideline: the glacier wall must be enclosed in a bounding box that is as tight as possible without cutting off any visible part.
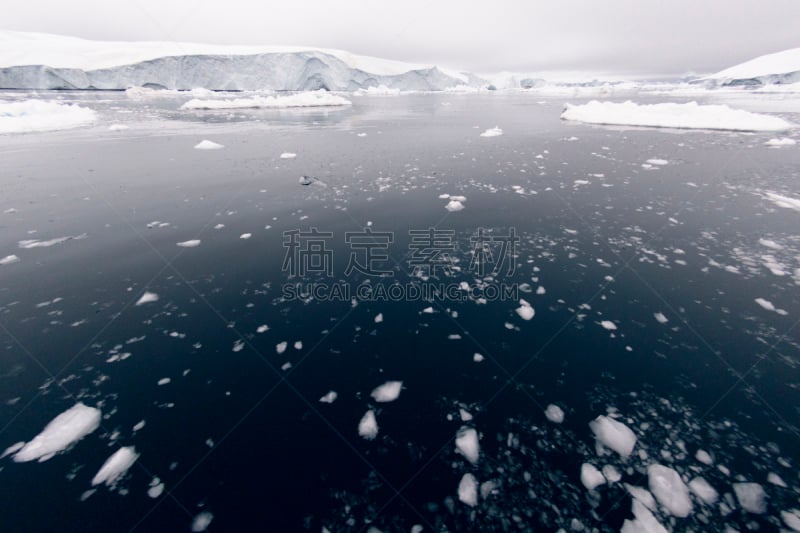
[0,52,481,91]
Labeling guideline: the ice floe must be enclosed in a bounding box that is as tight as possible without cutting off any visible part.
[135,292,159,306]
[358,410,379,440]
[580,463,605,490]
[479,126,503,137]
[455,426,480,464]
[182,91,352,110]
[544,404,564,424]
[176,239,201,248]
[12,403,101,462]
[457,473,479,506]
[647,464,692,517]
[561,100,795,131]
[0,100,97,134]
[733,482,767,514]
[589,415,637,458]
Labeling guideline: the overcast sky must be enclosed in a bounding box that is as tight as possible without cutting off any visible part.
[4,0,800,75]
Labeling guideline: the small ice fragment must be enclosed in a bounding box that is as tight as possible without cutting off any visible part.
[515,299,535,320]
[654,312,668,324]
[319,391,338,403]
[370,381,403,402]
[374,313,383,323]
[458,473,479,506]
[280,152,297,159]
[455,426,480,464]
[276,342,287,354]
[157,378,170,386]
[91,446,139,487]
[240,233,252,240]
[688,477,718,504]
[695,449,713,465]
[733,482,767,514]
[445,200,465,212]
[647,464,692,517]
[191,511,214,532]
[589,415,637,458]
[176,240,201,248]
[544,404,564,423]
[135,292,159,306]
[599,320,617,331]
[473,353,484,362]
[147,477,165,498]
[358,410,379,440]
[479,126,503,137]
[581,463,606,490]
[0,254,20,266]
[194,140,224,150]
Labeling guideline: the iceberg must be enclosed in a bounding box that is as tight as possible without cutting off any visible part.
[91,446,139,487]
[0,31,478,91]
[704,47,800,86]
[647,464,692,518]
[12,403,101,462]
[562,100,795,132]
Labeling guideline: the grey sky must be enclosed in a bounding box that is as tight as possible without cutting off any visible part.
[4,0,800,75]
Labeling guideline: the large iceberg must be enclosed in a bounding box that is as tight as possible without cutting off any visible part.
[703,47,800,86]
[0,31,481,91]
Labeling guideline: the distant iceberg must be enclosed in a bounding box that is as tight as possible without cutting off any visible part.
[0,31,479,91]
[703,47,800,86]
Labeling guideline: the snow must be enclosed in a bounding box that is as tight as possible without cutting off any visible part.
[688,477,718,505]
[561,100,795,132]
[707,47,800,81]
[91,446,139,487]
[280,152,297,159]
[733,482,767,514]
[589,415,637,458]
[370,381,403,402]
[599,320,617,331]
[479,126,503,137]
[580,463,606,490]
[765,137,796,146]
[191,511,214,532]
[176,239,201,248]
[135,292,159,306]
[319,391,338,404]
[647,464,693,518]
[763,191,800,212]
[182,91,352,110]
[358,410,379,440]
[455,426,480,464]
[544,404,564,424]
[194,140,224,150]
[12,403,101,462]
[515,299,535,320]
[457,473,479,506]
[0,100,96,134]
[0,254,20,266]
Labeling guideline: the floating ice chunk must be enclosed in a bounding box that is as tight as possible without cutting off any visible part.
[647,464,692,518]
[758,238,783,250]
[135,291,159,306]
[422,306,434,314]
[157,377,170,386]
[479,126,503,137]
[473,353,484,362]
[256,325,268,333]
[455,426,480,464]
[599,320,617,331]
[646,158,669,165]
[0,100,97,134]
[762,191,800,212]
[358,410,379,440]
[147,477,165,498]
[782,509,800,532]
[765,137,796,146]
[319,391,338,404]
[754,297,787,315]
[621,499,668,533]
[458,473,479,506]
[695,449,713,465]
[276,341,287,354]
[515,299,535,320]
[194,140,224,150]
[0,254,20,266]
[293,341,302,350]
[603,465,622,483]
[625,484,657,510]
[544,404,564,424]
[371,381,402,402]
[191,511,214,532]
[1,441,25,458]
[176,239,201,248]
[688,477,718,504]
[589,415,637,458]
[580,463,606,490]
[561,101,795,132]
[108,124,129,131]
[182,91,351,110]
[445,200,465,212]
[18,233,86,249]
[654,312,668,324]
[280,152,297,159]
[374,313,383,323]
[459,409,473,422]
[13,403,101,462]
[240,233,252,239]
[133,420,145,432]
[733,482,767,514]
[91,446,139,487]
[767,472,787,487]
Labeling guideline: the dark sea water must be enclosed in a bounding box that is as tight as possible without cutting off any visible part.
[0,90,799,532]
